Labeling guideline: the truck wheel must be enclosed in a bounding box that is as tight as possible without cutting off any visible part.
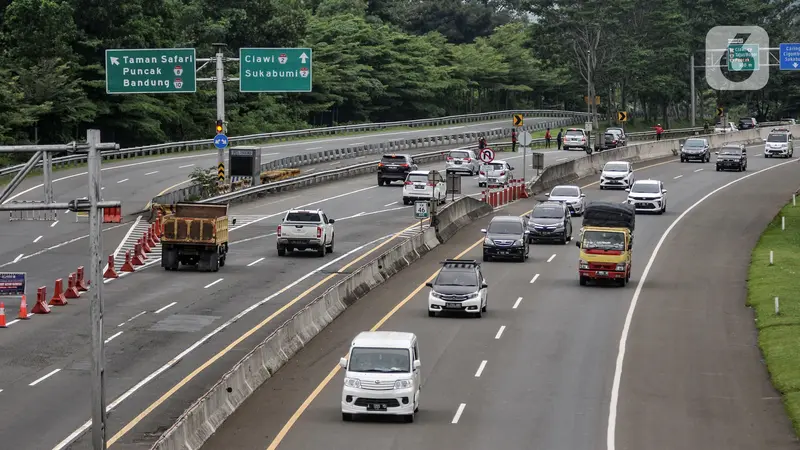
[210,253,220,272]
[277,246,286,256]
[579,276,587,286]
[219,254,226,267]
[326,235,334,254]
[317,242,326,257]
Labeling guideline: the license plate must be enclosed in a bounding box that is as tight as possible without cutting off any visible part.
[415,185,424,189]
[455,161,462,164]
[596,271,608,276]
[290,239,308,244]
[636,203,649,207]
[445,302,462,309]
[367,403,388,411]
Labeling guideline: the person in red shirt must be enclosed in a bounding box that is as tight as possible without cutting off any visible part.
[653,124,664,141]
[545,128,552,148]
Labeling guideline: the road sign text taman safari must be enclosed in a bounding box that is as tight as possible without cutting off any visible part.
[105,48,197,94]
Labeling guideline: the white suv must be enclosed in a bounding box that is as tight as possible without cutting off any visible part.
[445,149,480,175]
[599,161,635,190]
[626,179,667,214]
[402,170,445,205]
[276,209,335,256]
[563,128,589,151]
[764,130,794,158]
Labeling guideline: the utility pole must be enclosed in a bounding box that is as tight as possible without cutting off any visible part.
[214,43,226,173]
[690,54,696,127]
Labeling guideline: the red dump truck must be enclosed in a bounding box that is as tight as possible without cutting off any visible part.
[160,202,229,272]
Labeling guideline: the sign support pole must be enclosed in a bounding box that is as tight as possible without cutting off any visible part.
[214,43,227,180]
[690,54,696,127]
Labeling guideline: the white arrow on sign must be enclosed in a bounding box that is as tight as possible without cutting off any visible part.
[794,62,799,68]
[110,57,120,65]
[299,52,309,63]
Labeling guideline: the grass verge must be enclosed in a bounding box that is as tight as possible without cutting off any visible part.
[747,197,800,436]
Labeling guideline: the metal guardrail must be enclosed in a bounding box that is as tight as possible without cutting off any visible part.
[0,109,602,178]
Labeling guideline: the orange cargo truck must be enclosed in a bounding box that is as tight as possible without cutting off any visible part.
[160,202,229,272]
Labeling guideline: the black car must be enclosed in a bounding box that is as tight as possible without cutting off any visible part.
[481,216,529,262]
[715,145,747,171]
[425,259,488,318]
[738,117,757,130]
[602,128,626,148]
[680,137,710,163]
[525,201,573,244]
[377,154,417,186]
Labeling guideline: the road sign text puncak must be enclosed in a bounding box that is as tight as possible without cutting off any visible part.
[239,48,313,93]
[105,48,197,94]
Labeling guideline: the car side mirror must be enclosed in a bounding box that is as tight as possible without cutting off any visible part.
[580,193,586,197]
[510,166,515,170]
[413,360,421,370]
[524,214,530,219]
[575,241,581,247]
[763,138,767,142]
[544,193,550,197]
[662,189,667,193]
[329,219,335,224]
[425,282,433,287]
[480,228,487,234]
[524,229,530,234]
[714,151,719,155]
[481,283,488,289]
[339,357,348,369]
[624,188,630,192]
[232,218,237,225]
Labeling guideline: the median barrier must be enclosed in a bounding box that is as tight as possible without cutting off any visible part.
[434,196,493,243]
[147,195,493,450]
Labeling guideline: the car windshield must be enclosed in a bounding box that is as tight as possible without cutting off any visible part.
[484,163,505,171]
[406,173,428,183]
[684,139,705,148]
[607,128,623,134]
[488,220,523,234]
[435,270,478,286]
[631,183,660,193]
[348,347,410,373]
[767,134,788,143]
[582,230,626,251]
[719,148,742,155]
[285,212,321,222]
[450,151,469,158]
[566,130,583,137]
[740,118,753,124]
[532,206,563,219]
[381,155,406,163]
[550,186,579,197]
[604,163,628,172]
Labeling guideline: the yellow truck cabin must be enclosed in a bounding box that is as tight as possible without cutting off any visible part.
[576,202,634,287]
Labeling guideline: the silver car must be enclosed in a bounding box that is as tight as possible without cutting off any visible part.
[446,149,480,175]
[478,160,514,187]
[544,185,586,216]
[563,128,589,151]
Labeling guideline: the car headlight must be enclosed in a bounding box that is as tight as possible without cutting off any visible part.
[394,379,413,389]
[466,292,479,299]
[615,263,626,271]
[344,378,361,388]
[430,291,443,299]
[554,224,565,230]
[513,239,523,246]
[579,260,589,269]
[484,238,494,246]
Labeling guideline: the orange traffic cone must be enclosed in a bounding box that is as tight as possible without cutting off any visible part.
[0,302,7,328]
[141,235,152,253]
[150,223,160,243]
[18,295,29,319]
[49,279,68,306]
[32,287,51,314]
[104,255,119,279]
[121,251,135,272]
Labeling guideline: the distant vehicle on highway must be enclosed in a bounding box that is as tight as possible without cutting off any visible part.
[339,331,421,422]
[481,215,529,262]
[576,202,634,287]
[680,137,710,163]
[478,160,514,187]
[781,118,796,125]
[764,130,794,158]
[714,121,737,133]
[715,144,747,171]
[602,128,626,149]
[445,149,480,175]
[626,179,667,214]
[276,209,335,257]
[599,161,635,190]
[525,201,573,244]
[545,184,586,216]
[563,128,590,151]
[738,117,757,130]
[402,170,445,205]
[161,202,229,272]
[377,154,417,186]
[425,259,489,317]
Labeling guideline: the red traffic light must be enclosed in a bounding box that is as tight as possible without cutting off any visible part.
[215,120,223,134]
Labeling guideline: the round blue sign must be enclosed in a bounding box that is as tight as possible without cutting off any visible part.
[214,133,229,149]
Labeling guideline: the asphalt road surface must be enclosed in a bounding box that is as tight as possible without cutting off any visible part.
[200,146,800,450]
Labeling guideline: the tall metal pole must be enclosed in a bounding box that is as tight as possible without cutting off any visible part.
[87,129,107,450]
[214,43,226,181]
[43,151,53,204]
[690,54,696,127]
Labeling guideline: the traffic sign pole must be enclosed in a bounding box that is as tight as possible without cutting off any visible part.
[214,43,227,179]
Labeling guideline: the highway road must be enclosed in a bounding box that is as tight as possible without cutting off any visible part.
[199,145,800,450]
[0,138,587,450]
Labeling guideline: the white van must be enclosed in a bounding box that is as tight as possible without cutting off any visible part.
[339,331,421,422]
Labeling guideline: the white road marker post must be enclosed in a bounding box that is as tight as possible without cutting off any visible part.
[775,296,780,315]
[769,250,774,265]
[793,194,796,206]
[782,216,785,231]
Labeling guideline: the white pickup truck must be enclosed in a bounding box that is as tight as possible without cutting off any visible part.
[276,209,335,257]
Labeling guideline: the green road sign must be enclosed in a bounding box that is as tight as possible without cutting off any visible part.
[105,48,197,94]
[239,48,312,93]
[727,44,759,71]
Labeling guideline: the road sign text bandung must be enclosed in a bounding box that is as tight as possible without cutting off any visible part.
[240,48,312,92]
[105,48,197,94]
[780,43,800,70]
[0,272,25,296]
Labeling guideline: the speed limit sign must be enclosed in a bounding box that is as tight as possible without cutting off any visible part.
[414,201,429,219]
[479,148,495,163]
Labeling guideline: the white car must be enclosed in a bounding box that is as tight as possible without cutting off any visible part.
[563,128,589,151]
[276,209,335,256]
[402,170,445,205]
[626,179,667,214]
[339,331,421,423]
[714,122,737,134]
[599,161,635,190]
[764,130,794,158]
[445,149,480,175]
[545,185,586,216]
[478,160,514,187]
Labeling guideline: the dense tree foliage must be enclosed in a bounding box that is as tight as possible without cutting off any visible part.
[0,0,796,156]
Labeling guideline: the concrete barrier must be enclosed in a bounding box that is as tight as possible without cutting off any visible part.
[148,195,492,450]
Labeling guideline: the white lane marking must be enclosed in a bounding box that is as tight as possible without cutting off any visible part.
[63,209,70,214]
[29,369,61,386]
[606,157,800,450]
[52,237,387,450]
[349,142,366,146]
[247,257,265,267]
[105,331,123,344]
[117,178,129,183]
[452,403,467,423]
[547,254,556,263]
[491,127,502,131]
[5,318,20,326]
[50,221,58,228]
[475,361,487,377]
[234,233,276,246]
[694,168,703,173]
[33,236,42,243]
[674,175,683,179]
[118,311,146,327]
[338,206,406,221]
[339,212,366,220]
[13,254,23,263]
[103,216,142,277]
[306,147,322,151]
[204,278,224,289]
[178,164,195,169]
[305,168,316,173]
[495,325,506,339]
[384,201,397,207]
[513,297,523,309]
[154,302,176,314]
[530,274,540,284]
[557,157,568,162]
[0,389,3,394]
[446,126,465,130]
[329,162,340,166]
[144,171,158,175]
[101,187,105,190]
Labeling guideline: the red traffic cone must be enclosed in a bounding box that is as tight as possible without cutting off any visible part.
[49,279,68,306]
[0,302,7,328]
[141,235,152,253]
[65,273,81,299]
[132,244,145,265]
[150,223,160,243]
[121,251,136,272]
[104,255,119,279]
[146,229,157,247]
[18,295,29,319]
[32,287,51,314]
[76,266,89,291]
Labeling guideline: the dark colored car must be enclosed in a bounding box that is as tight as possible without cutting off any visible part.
[525,201,573,244]
[680,137,710,163]
[481,216,529,262]
[603,128,626,148]
[738,117,757,130]
[425,259,488,318]
[377,154,417,186]
[715,144,747,171]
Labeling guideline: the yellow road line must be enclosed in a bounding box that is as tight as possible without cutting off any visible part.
[107,218,429,446]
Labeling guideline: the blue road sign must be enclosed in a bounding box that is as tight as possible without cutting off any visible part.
[0,272,25,296]
[214,133,229,149]
[780,43,800,70]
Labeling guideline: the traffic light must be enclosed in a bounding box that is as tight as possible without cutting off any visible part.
[215,120,223,134]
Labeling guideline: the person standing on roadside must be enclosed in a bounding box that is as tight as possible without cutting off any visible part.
[556,129,563,150]
[544,128,551,148]
[653,124,664,141]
